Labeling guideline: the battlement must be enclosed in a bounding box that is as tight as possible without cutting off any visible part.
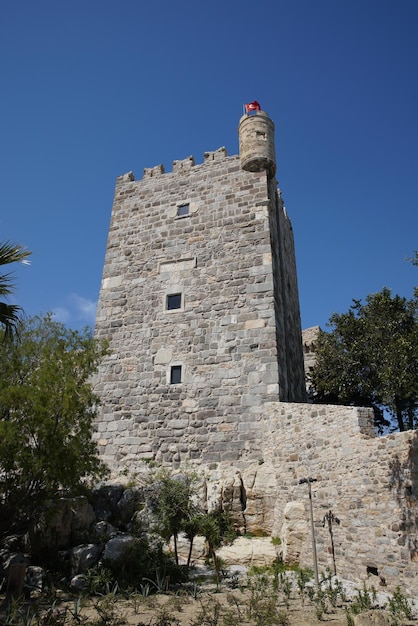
[118,147,230,184]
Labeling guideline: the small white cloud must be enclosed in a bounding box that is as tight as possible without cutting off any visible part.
[51,294,97,328]
[52,307,71,324]
[70,293,97,324]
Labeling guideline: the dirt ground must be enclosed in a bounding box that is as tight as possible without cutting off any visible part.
[49,584,417,626]
[2,576,417,626]
[106,590,351,625]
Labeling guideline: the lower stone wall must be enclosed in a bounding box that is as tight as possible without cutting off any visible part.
[260,403,418,594]
[102,402,418,595]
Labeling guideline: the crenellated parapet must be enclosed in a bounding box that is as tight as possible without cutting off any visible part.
[117,147,230,185]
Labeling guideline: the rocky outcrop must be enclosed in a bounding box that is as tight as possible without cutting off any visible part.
[281,502,308,564]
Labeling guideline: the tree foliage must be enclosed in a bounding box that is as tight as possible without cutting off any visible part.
[308,287,418,432]
[147,469,199,565]
[0,241,31,339]
[0,314,109,537]
[147,469,235,571]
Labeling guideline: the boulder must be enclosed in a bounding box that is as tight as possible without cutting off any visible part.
[102,534,138,563]
[242,462,278,533]
[70,574,87,592]
[70,497,96,544]
[93,521,117,543]
[281,501,308,564]
[217,537,278,567]
[26,566,44,595]
[352,610,393,626]
[70,543,102,576]
[91,484,124,522]
[116,486,145,525]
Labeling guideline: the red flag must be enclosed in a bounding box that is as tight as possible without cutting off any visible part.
[245,101,261,113]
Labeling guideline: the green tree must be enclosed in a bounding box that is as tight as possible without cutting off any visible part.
[0,314,109,537]
[408,251,418,298]
[0,241,31,339]
[147,469,199,565]
[197,510,233,584]
[309,288,418,432]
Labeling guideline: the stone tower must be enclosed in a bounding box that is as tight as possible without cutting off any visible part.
[93,107,306,471]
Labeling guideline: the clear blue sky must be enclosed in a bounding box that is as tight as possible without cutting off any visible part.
[1,0,417,331]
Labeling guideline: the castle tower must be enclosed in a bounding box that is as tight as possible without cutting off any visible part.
[93,106,306,472]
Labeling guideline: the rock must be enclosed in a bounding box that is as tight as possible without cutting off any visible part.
[70,497,96,544]
[281,501,308,564]
[242,463,278,533]
[70,574,87,592]
[171,533,206,564]
[217,537,278,567]
[102,534,138,563]
[220,471,246,531]
[91,484,124,522]
[352,610,393,626]
[93,521,117,543]
[26,566,44,595]
[29,499,73,554]
[70,544,102,576]
[116,487,145,525]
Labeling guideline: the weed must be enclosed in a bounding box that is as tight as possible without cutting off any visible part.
[387,586,413,622]
[226,593,243,621]
[143,568,170,594]
[349,583,376,615]
[276,610,290,626]
[277,573,292,609]
[246,572,289,626]
[92,594,126,626]
[344,606,354,626]
[153,606,181,626]
[296,568,312,605]
[190,599,222,626]
[323,578,340,607]
[313,588,328,621]
[83,566,116,597]
[167,594,186,613]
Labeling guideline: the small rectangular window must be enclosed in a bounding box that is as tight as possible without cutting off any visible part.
[166,293,182,310]
[177,203,189,217]
[170,365,182,384]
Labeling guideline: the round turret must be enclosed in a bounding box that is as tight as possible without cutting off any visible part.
[238,110,276,176]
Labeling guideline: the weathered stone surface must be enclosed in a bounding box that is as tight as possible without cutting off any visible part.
[281,501,308,563]
[217,537,278,567]
[116,487,145,524]
[242,463,278,533]
[70,544,102,576]
[102,534,137,563]
[91,113,418,596]
[70,574,87,592]
[26,566,44,594]
[71,497,96,544]
[352,610,393,626]
[91,485,124,522]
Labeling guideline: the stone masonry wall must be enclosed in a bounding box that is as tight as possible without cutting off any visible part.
[202,403,418,595]
[94,148,305,469]
[93,145,417,595]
